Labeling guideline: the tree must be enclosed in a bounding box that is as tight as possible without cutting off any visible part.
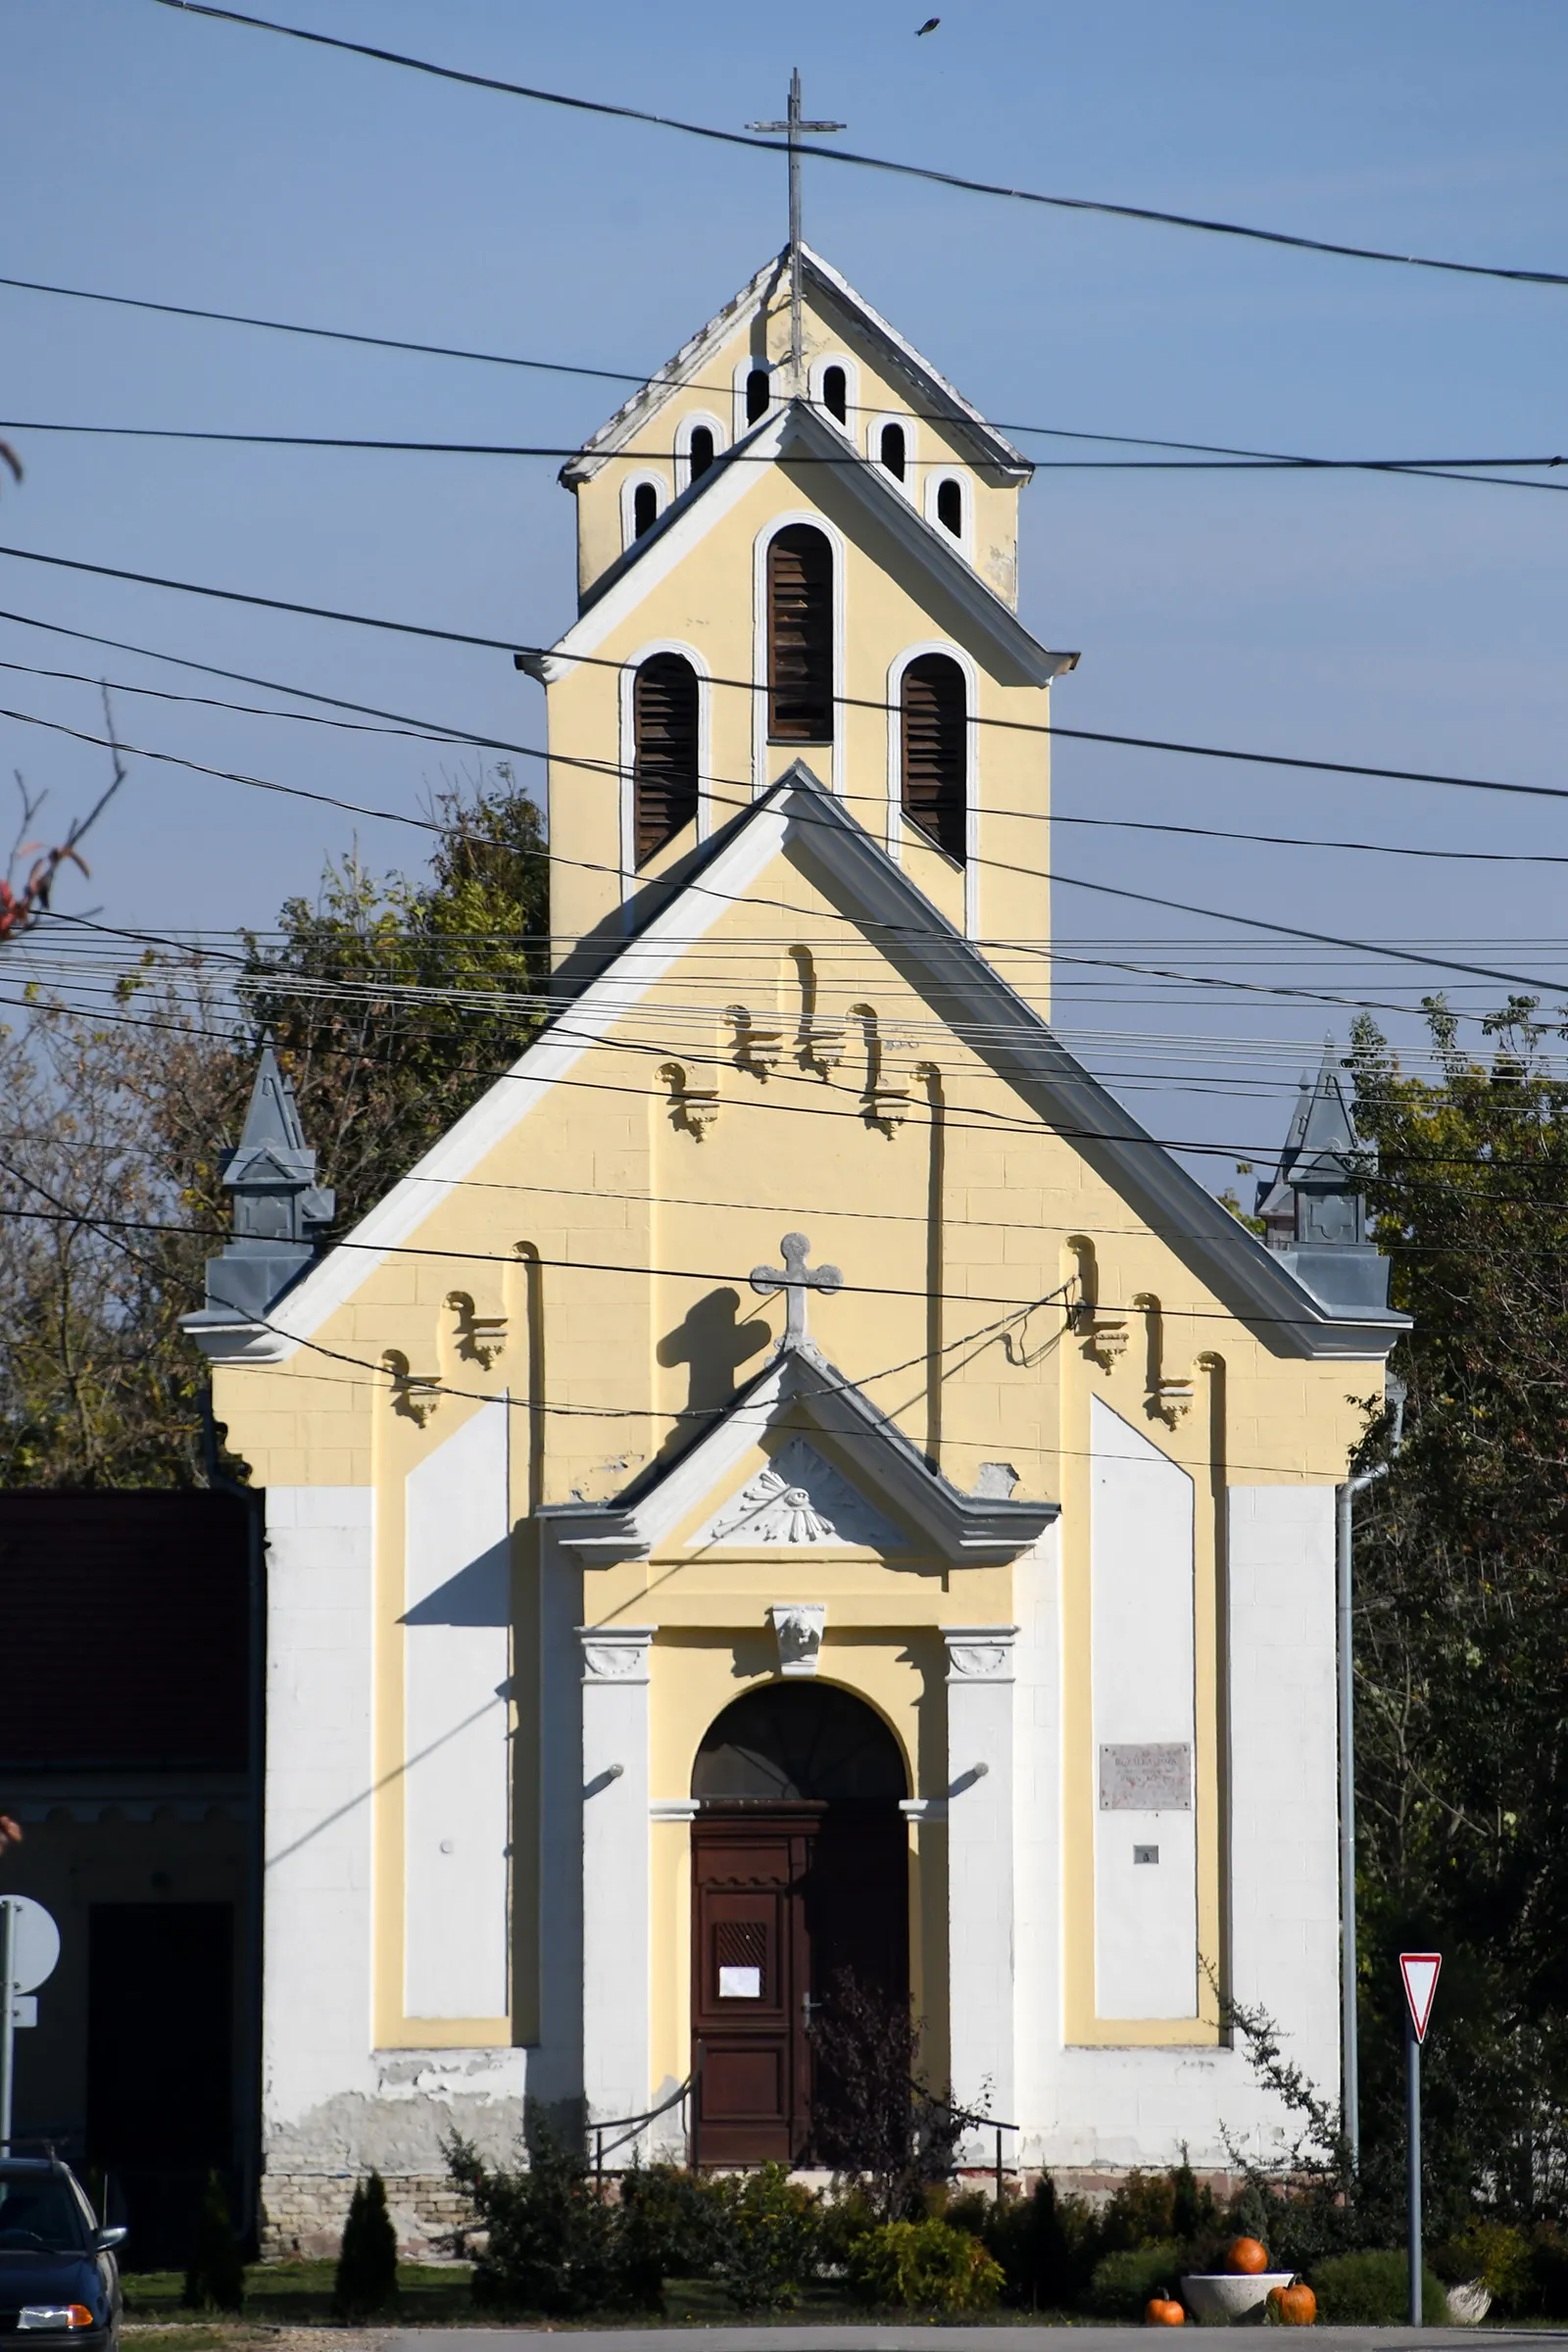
[0,765,547,1488]
[333,2171,399,2318]
[1348,997,1568,2218]
[182,2169,244,2312]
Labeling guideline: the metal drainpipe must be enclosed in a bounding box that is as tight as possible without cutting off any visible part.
[1338,1377,1404,2176]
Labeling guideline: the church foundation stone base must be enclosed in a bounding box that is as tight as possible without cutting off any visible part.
[261,2174,474,2262]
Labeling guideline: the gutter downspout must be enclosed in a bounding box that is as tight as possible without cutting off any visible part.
[1338,1374,1404,2175]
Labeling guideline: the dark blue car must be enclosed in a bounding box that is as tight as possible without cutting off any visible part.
[0,2160,123,2350]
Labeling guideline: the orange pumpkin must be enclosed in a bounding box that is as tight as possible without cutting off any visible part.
[1226,2236,1270,2277]
[1145,2296,1186,2327]
[1267,2280,1317,2328]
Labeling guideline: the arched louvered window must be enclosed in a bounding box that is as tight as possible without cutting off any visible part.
[901,654,966,860]
[746,368,771,424]
[632,480,660,538]
[937,476,963,537]
[880,421,906,481]
[822,366,848,423]
[633,654,700,864]
[688,425,715,482]
[767,525,834,743]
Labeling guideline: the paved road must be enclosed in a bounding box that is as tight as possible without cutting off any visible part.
[379,2330,1568,2350]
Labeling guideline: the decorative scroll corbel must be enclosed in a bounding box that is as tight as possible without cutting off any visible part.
[1133,1292,1194,1424]
[382,1348,441,1426]
[446,1290,507,1368]
[727,1004,784,1079]
[659,1060,719,1136]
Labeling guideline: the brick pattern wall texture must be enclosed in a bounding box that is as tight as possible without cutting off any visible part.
[261,2174,474,2261]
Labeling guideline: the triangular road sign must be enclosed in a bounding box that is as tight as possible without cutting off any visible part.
[1399,1951,1442,2043]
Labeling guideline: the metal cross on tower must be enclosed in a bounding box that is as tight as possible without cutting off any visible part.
[750,1231,843,1348]
[748,70,846,389]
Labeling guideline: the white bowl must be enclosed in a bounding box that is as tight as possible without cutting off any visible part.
[1180,2271,1298,2322]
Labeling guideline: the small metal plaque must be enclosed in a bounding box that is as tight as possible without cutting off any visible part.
[1100,1742,1192,1811]
[718,1966,761,1999]
[1133,1844,1159,1866]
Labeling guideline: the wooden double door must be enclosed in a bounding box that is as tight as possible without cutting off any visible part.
[691,1802,908,2164]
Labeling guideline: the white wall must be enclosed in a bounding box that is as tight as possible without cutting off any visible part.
[262,1487,375,2137]
[1091,1396,1198,2021]
[403,1400,513,2021]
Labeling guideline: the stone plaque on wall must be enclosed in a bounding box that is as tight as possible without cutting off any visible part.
[1099,1741,1193,1811]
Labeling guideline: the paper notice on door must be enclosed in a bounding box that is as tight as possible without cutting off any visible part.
[718,1965,761,1998]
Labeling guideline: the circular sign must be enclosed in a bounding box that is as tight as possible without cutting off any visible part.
[1,1897,60,1993]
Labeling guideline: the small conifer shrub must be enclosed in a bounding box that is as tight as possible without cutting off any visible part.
[333,2171,400,2319]
[182,2170,244,2313]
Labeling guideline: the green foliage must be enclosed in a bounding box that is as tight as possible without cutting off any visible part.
[0,764,546,1491]
[1099,2161,1217,2253]
[181,2172,243,2313]
[710,2163,819,2312]
[1349,1000,1568,2219]
[1083,2240,1187,2318]
[816,2181,880,2274]
[845,2217,1003,2312]
[968,2176,1096,2311]
[805,1968,969,2220]
[1305,2249,1447,2325]
[332,2171,399,2319]
[444,2110,656,2316]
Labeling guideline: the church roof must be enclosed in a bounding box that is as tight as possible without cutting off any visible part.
[560,243,1034,487]
[189,762,1406,1370]
[538,1337,1058,1568]
[531,394,1076,684]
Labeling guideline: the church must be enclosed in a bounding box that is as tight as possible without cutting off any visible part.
[185,232,1401,2252]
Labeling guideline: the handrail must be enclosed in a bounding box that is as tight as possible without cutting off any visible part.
[590,2048,704,2183]
[913,2083,1019,2201]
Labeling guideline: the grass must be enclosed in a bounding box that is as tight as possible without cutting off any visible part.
[122,2259,475,2326]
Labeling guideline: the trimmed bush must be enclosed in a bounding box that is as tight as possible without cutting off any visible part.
[1307,2249,1447,2324]
[333,2171,399,2319]
[182,2170,244,2314]
[712,2163,819,2312]
[1085,2240,1187,2319]
[445,2111,652,2315]
[847,2218,1004,2313]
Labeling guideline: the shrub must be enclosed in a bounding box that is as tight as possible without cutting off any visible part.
[1430,2217,1533,2310]
[1530,2225,1568,2319]
[817,2182,879,2274]
[182,2170,244,2314]
[982,2176,1088,2310]
[806,1970,967,2220]
[1306,2249,1447,2324]
[712,2163,819,2312]
[617,2162,728,2283]
[847,2218,1004,2312]
[1085,2240,1187,2319]
[1100,2163,1214,2254]
[444,2109,651,2316]
[333,2171,399,2318]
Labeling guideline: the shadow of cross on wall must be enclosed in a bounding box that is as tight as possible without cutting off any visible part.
[658,1287,773,1425]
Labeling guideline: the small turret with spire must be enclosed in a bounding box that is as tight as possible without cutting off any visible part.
[1254,1039,1389,1313]
[185,1040,335,1329]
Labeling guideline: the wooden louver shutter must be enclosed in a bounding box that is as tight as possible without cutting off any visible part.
[767,525,834,743]
[634,654,700,864]
[901,654,966,860]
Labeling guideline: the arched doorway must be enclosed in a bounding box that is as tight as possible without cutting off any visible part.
[690,1683,908,2163]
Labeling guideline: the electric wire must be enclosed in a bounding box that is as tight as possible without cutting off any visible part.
[148,0,1568,293]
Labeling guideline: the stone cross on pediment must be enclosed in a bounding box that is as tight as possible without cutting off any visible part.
[749,1231,842,1348]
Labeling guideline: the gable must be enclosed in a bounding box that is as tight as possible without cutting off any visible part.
[692,1437,906,1551]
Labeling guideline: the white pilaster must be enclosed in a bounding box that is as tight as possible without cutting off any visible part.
[579,1625,655,2134]
[944,1624,1017,2151]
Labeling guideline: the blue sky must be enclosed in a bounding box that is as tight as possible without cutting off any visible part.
[5,0,1568,1168]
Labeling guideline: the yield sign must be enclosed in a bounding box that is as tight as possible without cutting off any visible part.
[1399,1951,1442,2043]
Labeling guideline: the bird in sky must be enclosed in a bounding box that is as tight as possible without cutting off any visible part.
[916,16,941,31]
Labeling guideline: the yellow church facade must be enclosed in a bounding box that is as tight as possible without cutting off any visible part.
[187,246,1400,2250]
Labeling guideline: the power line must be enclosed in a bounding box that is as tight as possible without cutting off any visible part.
[149,0,1568,292]
[11,696,1568,1005]
[5,550,1568,814]
[4,416,1565,489]
[7,270,1557,483]
[10,647,1568,880]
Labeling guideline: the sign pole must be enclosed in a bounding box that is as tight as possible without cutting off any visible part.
[1406,2008,1421,2326]
[0,1898,15,2157]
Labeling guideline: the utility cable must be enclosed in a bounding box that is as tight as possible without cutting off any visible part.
[148,0,1568,292]
[3,417,1564,489]
[5,548,1568,816]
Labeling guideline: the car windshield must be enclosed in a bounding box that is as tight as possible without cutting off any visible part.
[0,2175,87,2253]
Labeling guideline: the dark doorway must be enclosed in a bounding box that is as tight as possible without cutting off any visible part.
[690,1684,907,2163]
[87,1903,235,2265]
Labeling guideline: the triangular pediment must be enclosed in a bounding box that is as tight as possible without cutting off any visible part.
[692,1435,905,1552]
[537,1341,1055,1568]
